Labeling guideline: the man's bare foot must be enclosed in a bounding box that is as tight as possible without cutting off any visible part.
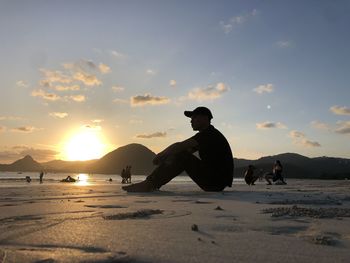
[122,180,155,192]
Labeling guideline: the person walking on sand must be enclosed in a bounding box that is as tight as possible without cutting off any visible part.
[39,171,44,183]
[122,106,234,192]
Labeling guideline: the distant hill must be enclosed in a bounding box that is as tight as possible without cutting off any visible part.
[234,153,350,179]
[87,143,156,174]
[0,155,43,172]
[1,146,349,179]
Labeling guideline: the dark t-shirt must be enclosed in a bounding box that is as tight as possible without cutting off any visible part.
[192,125,234,187]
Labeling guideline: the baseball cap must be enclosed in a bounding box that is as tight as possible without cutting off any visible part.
[184,106,213,119]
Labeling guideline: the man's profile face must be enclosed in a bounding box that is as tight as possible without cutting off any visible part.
[190,114,209,131]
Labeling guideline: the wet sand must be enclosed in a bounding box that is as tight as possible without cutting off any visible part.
[0,179,350,262]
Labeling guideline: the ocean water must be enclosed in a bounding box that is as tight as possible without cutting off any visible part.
[0,171,244,187]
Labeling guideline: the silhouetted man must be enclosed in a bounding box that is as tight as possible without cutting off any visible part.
[122,107,234,192]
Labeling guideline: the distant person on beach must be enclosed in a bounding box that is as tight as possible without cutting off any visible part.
[25,176,31,183]
[125,165,132,183]
[122,106,234,192]
[244,165,259,185]
[265,160,287,185]
[121,168,127,184]
[39,171,44,183]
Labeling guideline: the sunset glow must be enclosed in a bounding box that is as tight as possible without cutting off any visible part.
[63,128,106,161]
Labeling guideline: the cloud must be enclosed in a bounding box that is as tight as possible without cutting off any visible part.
[111,50,126,58]
[335,121,350,134]
[99,63,111,74]
[0,146,59,163]
[16,80,29,88]
[253,84,274,94]
[220,9,258,34]
[289,130,321,147]
[136,132,167,139]
[170,80,177,87]
[330,105,350,116]
[112,86,125,92]
[256,121,287,129]
[11,126,38,133]
[67,94,86,102]
[146,69,157,75]
[92,119,104,124]
[31,89,61,101]
[302,139,321,147]
[54,84,80,91]
[84,124,101,131]
[188,82,229,101]
[49,112,68,118]
[73,71,101,86]
[131,94,170,106]
[289,130,306,138]
[276,41,291,48]
[311,120,331,131]
[40,69,72,84]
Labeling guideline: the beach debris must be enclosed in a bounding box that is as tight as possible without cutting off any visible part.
[197,237,202,241]
[214,206,224,211]
[308,235,337,246]
[262,205,350,218]
[103,209,163,220]
[191,224,199,231]
[211,240,216,244]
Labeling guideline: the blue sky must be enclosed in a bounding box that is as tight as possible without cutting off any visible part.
[0,0,350,163]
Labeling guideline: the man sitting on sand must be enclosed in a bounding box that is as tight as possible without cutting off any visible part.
[122,106,234,192]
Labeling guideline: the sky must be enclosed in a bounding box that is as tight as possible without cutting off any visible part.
[0,0,350,163]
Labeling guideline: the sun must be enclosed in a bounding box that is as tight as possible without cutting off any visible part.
[63,127,107,161]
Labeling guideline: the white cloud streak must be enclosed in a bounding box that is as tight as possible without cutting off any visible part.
[256,121,287,129]
[330,105,350,116]
[188,82,229,101]
[253,84,274,94]
[136,132,167,139]
[131,94,170,106]
[49,112,68,118]
[220,9,258,34]
[289,130,321,147]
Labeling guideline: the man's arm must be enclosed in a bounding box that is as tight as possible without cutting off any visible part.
[153,138,198,165]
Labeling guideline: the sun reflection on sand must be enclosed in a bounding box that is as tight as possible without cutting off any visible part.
[76,173,90,186]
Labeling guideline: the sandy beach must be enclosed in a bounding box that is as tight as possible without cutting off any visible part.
[0,179,350,263]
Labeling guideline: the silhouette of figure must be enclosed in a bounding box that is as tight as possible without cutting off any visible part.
[265,160,287,185]
[25,176,31,183]
[122,107,234,192]
[125,165,132,183]
[39,171,44,183]
[61,175,76,183]
[121,168,127,184]
[244,165,259,185]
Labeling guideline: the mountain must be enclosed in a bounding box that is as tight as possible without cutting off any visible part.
[0,155,43,172]
[1,145,349,179]
[234,153,350,179]
[87,143,156,174]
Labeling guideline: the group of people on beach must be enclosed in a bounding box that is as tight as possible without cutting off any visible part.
[243,160,287,186]
[120,165,132,184]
